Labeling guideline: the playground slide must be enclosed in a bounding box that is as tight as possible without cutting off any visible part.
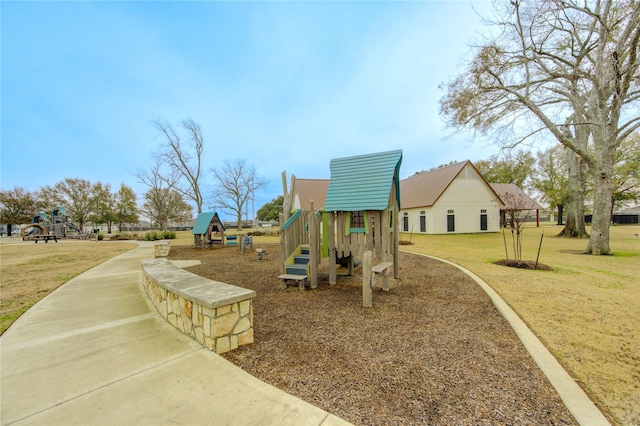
[68,223,82,233]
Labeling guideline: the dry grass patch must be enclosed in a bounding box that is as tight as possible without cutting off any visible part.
[401,224,640,425]
[0,240,136,334]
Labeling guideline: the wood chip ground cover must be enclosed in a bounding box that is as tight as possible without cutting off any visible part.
[168,245,576,425]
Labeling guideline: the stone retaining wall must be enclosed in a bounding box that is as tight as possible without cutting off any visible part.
[141,258,256,354]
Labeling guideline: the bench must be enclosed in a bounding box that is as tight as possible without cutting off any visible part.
[141,258,256,354]
[33,235,58,243]
[277,273,307,290]
[208,237,223,246]
[370,261,393,290]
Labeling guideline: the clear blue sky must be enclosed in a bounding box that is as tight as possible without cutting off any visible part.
[2,0,496,220]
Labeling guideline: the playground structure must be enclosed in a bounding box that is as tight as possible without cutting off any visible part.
[192,212,226,248]
[192,211,257,253]
[279,150,402,306]
[22,207,90,241]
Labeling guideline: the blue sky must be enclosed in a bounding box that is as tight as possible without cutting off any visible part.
[2,1,497,220]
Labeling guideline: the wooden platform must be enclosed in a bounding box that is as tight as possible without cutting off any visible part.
[278,273,308,290]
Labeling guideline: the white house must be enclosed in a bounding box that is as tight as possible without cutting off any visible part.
[400,161,504,234]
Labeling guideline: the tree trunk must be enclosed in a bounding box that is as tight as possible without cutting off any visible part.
[556,205,564,225]
[7,224,12,237]
[557,148,589,238]
[585,152,615,255]
[237,211,243,231]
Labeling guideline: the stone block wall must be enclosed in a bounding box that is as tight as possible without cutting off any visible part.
[141,261,254,354]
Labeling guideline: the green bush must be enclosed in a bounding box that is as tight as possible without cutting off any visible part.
[144,231,159,241]
[162,230,176,239]
[97,233,104,241]
[142,230,176,241]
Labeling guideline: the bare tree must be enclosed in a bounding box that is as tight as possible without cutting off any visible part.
[135,158,191,230]
[141,187,192,231]
[440,0,640,254]
[151,117,205,213]
[211,159,266,230]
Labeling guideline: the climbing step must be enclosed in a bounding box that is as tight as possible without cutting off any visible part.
[294,254,310,264]
[285,264,307,275]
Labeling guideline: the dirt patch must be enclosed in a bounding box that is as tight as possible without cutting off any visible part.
[168,244,575,425]
[494,259,553,270]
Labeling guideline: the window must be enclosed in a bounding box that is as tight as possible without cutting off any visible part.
[480,213,488,231]
[351,211,365,228]
[447,212,455,232]
[403,212,409,232]
[348,211,367,234]
[420,213,426,233]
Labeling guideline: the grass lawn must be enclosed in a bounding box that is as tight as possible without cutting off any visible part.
[400,224,640,425]
[0,240,136,335]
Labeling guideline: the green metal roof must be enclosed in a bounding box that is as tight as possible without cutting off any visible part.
[323,150,402,212]
[191,211,224,235]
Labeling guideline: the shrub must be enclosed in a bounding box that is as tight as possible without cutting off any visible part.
[144,231,159,241]
[97,233,104,241]
[162,230,176,239]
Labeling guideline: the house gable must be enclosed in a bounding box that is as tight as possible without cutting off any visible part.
[400,161,502,234]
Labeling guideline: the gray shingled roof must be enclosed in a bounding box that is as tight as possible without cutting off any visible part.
[324,150,402,212]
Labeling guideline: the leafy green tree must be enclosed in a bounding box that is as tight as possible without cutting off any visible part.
[91,182,117,233]
[475,150,535,188]
[0,187,38,236]
[256,195,284,222]
[41,178,95,229]
[611,133,640,215]
[115,184,139,232]
[531,146,569,225]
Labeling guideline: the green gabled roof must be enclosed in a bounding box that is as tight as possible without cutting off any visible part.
[191,211,224,235]
[323,149,402,212]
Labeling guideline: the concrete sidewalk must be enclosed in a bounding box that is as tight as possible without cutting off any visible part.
[0,242,351,426]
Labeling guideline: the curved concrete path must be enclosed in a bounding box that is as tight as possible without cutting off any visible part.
[405,251,610,426]
[0,242,350,426]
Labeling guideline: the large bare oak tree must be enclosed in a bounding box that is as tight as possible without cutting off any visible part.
[440,0,640,254]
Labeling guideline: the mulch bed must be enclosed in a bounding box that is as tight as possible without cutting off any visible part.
[494,259,553,270]
[168,244,575,425]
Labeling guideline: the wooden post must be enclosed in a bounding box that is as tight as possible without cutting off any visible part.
[363,250,373,308]
[328,211,336,285]
[381,208,390,291]
[393,203,399,279]
[279,213,286,275]
[310,201,318,289]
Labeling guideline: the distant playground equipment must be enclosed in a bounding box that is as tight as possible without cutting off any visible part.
[22,207,93,242]
[191,211,256,254]
[192,212,226,248]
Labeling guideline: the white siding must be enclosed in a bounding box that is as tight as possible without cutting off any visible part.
[400,165,501,234]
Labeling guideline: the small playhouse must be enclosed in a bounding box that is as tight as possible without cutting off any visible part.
[279,149,402,300]
[192,211,226,248]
